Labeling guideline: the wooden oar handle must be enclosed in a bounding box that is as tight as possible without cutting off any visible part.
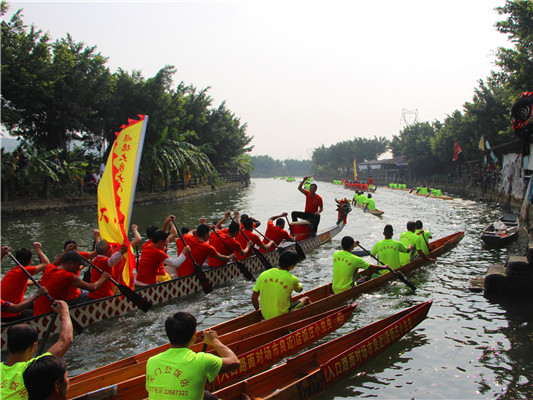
[212,229,234,253]
[172,220,200,266]
[81,258,119,285]
[253,227,278,248]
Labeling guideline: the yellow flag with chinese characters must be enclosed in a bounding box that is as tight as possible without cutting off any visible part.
[98,115,148,287]
[353,158,358,181]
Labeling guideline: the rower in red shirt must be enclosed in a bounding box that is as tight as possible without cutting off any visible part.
[209,217,253,267]
[1,242,50,321]
[142,215,179,282]
[263,212,296,246]
[33,251,111,315]
[88,224,142,299]
[136,230,190,287]
[291,176,323,236]
[236,218,274,260]
[178,224,234,276]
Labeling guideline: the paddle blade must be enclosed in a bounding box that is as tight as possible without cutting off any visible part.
[71,316,84,335]
[236,260,255,281]
[253,248,273,270]
[117,284,152,312]
[295,243,306,262]
[391,269,417,291]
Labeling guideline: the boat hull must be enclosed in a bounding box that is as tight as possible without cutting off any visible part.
[63,231,463,399]
[1,223,345,351]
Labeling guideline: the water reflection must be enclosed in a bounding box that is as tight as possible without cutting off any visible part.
[1,179,532,398]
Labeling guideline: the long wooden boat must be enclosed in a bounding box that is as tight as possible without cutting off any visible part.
[413,191,454,200]
[65,231,463,399]
[1,221,346,351]
[355,203,384,216]
[68,304,357,399]
[481,214,519,246]
[214,301,432,400]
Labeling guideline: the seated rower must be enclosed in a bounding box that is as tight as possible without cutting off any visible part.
[143,216,179,283]
[236,218,274,259]
[1,301,73,400]
[1,243,50,322]
[87,225,141,300]
[1,287,49,318]
[363,193,377,211]
[146,312,239,400]
[251,250,310,320]
[52,229,100,265]
[414,220,436,263]
[178,224,235,277]
[263,212,295,246]
[399,221,418,266]
[33,252,111,315]
[333,236,386,294]
[136,230,190,287]
[209,217,253,268]
[23,354,70,400]
[371,224,409,275]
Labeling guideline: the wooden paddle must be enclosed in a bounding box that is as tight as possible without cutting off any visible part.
[284,216,306,261]
[230,217,273,270]
[211,229,255,281]
[355,244,417,291]
[7,252,84,334]
[420,230,437,265]
[36,312,58,356]
[80,258,152,312]
[173,221,214,294]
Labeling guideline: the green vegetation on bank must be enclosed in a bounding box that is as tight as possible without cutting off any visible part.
[1,1,252,200]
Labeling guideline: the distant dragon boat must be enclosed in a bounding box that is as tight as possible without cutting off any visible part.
[1,215,348,351]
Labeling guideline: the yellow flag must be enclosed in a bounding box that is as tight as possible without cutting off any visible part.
[478,135,485,151]
[353,158,358,181]
[98,115,148,287]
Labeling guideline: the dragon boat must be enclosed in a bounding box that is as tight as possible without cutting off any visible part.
[61,231,462,399]
[1,209,350,351]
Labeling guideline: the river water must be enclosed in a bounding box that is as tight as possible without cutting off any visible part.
[2,178,532,399]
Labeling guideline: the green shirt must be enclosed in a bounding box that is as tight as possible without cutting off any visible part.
[146,347,222,400]
[371,239,407,272]
[332,250,370,294]
[1,353,52,400]
[418,187,428,195]
[253,268,302,320]
[415,230,433,255]
[355,194,365,205]
[363,198,376,211]
[399,231,418,265]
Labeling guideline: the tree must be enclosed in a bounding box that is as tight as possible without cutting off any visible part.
[493,0,533,92]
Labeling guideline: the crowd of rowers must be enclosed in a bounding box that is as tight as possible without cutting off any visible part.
[0,218,436,400]
[351,191,378,211]
[0,211,301,322]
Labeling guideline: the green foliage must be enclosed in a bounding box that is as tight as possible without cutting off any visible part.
[311,137,388,177]
[250,156,311,177]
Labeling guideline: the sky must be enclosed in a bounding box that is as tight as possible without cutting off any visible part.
[5,0,510,160]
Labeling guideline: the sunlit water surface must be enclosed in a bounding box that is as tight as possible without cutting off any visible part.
[2,178,533,399]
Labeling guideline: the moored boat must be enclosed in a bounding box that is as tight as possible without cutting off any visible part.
[412,191,454,200]
[68,304,357,399]
[481,214,519,246]
[214,301,432,400]
[1,220,347,351]
[64,231,463,399]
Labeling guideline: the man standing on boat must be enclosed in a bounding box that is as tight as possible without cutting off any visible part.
[332,236,386,294]
[146,312,239,400]
[1,301,73,400]
[291,176,323,236]
[251,250,310,320]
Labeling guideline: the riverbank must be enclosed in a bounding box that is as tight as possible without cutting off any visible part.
[1,181,245,218]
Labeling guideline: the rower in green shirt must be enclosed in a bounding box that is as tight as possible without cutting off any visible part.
[332,236,386,293]
[414,220,436,263]
[363,193,376,211]
[371,225,409,275]
[399,221,417,265]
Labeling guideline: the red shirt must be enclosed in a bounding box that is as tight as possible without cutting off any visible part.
[304,191,323,214]
[236,229,262,260]
[34,264,79,315]
[87,256,114,299]
[209,229,242,267]
[263,221,291,246]
[137,244,169,285]
[1,266,37,318]
[178,234,217,277]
